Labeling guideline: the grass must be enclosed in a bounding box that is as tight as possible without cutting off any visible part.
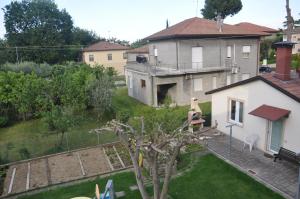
[18,154,283,199]
[0,88,211,163]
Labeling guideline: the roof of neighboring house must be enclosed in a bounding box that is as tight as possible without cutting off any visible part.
[206,73,300,103]
[126,45,149,54]
[83,41,129,52]
[235,22,279,34]
[145,17,270,41]
[249,105,290,121]
[283,27,300,34]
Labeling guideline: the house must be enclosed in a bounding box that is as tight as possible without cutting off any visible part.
[283,27,300,54]
[82,41,129,75]
[206,41,300,153]
[125,17,269,106]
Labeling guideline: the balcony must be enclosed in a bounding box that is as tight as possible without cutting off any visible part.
[126,61,231,77]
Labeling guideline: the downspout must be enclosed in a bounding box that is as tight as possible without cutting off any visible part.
[257,38,261,75]
[176,40,179,70]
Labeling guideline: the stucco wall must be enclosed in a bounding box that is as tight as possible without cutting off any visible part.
[126,69,153,105]
[211,80,300,153]
[83,50,127,75]
[148,38,259,79]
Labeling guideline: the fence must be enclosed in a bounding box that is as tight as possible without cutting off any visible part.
[0,129,118,165]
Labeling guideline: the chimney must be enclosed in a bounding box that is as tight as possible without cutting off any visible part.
[274,41,295,81]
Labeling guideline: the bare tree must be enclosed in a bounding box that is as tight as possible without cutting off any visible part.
[285,0,294,41]
[96,117,217,199]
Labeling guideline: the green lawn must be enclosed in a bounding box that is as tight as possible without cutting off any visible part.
[18,154,283,199]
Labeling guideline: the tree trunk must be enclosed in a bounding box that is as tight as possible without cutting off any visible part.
[286,0,294,42]
[152,153,160,199]
[129,149,150,199]
[160,145,181,199]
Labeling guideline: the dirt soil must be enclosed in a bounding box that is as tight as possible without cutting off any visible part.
[78,147,111,176]
[30,158,48,189]
[11,163,27,194]
[48,152,83,184]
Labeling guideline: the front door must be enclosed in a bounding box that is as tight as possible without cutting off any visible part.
[268,119,283,153]
[192,47,203,69]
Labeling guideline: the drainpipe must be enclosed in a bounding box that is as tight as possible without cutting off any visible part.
[176,40,179,70]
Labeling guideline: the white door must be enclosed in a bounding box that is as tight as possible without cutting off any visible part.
[268,120,283,153]
[192,47,203,69]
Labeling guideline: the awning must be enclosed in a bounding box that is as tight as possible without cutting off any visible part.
[249,105,290,121]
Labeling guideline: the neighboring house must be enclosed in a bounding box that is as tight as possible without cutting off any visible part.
[206,42,300,154]
[82,41,129,75]
[235,22,279,40]
[283,27,300,54]
[125,17,269,106]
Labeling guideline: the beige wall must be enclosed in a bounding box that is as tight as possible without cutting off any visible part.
[291,33,300,54]
[211,80,300,153]
[83,50,127,75]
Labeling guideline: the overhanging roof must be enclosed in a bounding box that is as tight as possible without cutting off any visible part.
[249,105,290,121]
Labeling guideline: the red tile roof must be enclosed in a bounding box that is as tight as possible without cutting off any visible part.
[206,73,300,103]
[145,17,270,41]
[249,105,290,121]
[126,45,149,54]
[83,41,129,52]
[235,22,279,34]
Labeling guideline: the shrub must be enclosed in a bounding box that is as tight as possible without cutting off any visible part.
[0,116,9,127]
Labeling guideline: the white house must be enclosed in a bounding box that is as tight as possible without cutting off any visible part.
[206,41,300,154]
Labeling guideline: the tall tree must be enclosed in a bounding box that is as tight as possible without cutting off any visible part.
[3,0,73,64]
[201,0,243,20]
[285,0,294,42]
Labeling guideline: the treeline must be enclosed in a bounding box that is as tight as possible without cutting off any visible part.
[0,0,130,65]
[0,62,116,128]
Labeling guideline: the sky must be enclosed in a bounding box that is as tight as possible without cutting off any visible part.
[0,0,299,42]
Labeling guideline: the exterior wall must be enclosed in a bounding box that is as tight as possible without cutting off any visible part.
[126,69,153,105]
[127,70,226,106]
[291,33,300,54]
[148,38,259,82]
[83,50,127,75]
[211,81,300,153]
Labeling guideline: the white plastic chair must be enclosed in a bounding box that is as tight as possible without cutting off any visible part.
[243,134,259,152]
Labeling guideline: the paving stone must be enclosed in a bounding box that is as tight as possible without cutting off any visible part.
[206,132,298,198]
[115,191,126,198]
[129,185,138,191]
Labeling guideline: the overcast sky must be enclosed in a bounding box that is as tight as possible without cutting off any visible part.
[0,0,299,42]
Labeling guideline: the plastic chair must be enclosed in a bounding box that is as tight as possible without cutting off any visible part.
[243,134,259,152]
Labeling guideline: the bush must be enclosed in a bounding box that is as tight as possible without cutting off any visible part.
[18,148,31,159]
[0,116,9,127]
[291,54,300,70]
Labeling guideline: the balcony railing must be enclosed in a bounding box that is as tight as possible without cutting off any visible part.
[126,61,231,76]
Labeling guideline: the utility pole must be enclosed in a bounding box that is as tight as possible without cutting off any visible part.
[285,0,294,42]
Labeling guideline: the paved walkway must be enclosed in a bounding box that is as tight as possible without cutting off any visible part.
[204,132,299,199]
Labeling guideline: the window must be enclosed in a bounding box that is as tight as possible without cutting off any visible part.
[89,54,94,62]
[227,46,232,58]
[141,79,146,88]
[123,52,127,59]
[229,99,244,124]
[226,75,231,85]
[212,77,217,89]
[194,78,203,91]
[107,53,112,61]
[242,74,250,80]
[242,45,251,58]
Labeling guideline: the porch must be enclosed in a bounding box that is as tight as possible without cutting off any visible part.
[203,131,299,199]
